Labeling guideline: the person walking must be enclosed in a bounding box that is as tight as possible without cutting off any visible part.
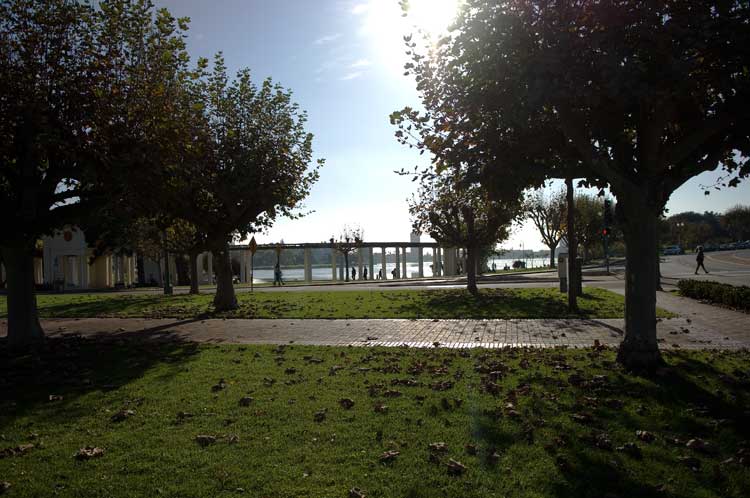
[363,267,368,280]
[274,263,284,286]
[378,268,383,280]
[695,246,709,275]
[351,267,357,281]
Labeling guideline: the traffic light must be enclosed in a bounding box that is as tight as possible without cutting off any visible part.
[603,199,613,228]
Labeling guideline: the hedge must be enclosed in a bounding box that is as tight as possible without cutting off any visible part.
[677,279,750,312]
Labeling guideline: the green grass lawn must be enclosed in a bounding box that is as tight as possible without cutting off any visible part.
[0,287,674,320]
[0,339,747,497]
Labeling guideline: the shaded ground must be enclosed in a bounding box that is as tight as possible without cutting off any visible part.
[1,338,748,497]
[0,288,675,320]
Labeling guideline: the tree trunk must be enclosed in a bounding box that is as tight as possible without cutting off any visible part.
[188,250,200,295]
[466,244,478,295]
[212,243,238,311]
[344,254,350,282]
[548,245,557,268]
[655,248,663,291]
[616,207,663,371]
[565,178,578,309]
[1,245,44,349]
[464,208,478,295]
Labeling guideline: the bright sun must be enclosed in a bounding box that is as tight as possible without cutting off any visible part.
[404,0,462,36]
[358,0,462,76]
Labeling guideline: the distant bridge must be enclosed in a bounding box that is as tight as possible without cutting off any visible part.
[190,241,466,283]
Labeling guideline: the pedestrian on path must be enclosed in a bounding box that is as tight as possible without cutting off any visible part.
[695,246,709,275]
[274,263,284,286]
[351,267,357,281]
[363,267,368,280]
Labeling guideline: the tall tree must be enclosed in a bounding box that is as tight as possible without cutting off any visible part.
[722,205,750,242]
[330,226,363,282]
[398,0,750,370]
[524,188,566,268]
[0,0,191,347]
[189,56,322,310]
[410,167,518,294]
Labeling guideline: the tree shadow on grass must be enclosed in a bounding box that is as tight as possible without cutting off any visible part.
[420,289,605,319]
[0,331,202,431]
[28,293,212,319]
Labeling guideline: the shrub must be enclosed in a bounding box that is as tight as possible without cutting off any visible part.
[677,279,750,312]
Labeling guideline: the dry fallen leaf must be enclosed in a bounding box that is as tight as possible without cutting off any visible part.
[686,438,714,454]
[446,459,467,475]
[0,444,34,458]
[349,487,366,498]
[636,430,656,443]
[75,446,104,460]
[380,450,399,463]
[428,442,448,453]
[211,379,228,392]
[373,403,389,413]
[110,409,135,423]
[194,435,216,447]
[339,398,355,410]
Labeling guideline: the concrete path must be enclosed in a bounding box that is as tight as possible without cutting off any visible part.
[7,313,744,350]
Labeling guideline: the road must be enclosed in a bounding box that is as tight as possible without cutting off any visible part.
[659,249,750,288]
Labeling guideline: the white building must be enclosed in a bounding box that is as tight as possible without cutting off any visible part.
[40,227,137,289]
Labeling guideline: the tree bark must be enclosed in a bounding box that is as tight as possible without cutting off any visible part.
[617,206,663,371]
[565,178,579,310]
[548,245,557,268]
[212,243,238,310]
[188,249,200,295]
[344,253,350,282]
[1,245,44,349]
[466,244,478,295]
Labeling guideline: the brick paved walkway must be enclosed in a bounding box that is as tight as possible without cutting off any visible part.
[10,313,744,349]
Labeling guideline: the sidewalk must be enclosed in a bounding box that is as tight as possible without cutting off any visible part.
[3,313,746,349]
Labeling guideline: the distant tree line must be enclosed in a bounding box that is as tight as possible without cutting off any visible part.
[659,205,750,249]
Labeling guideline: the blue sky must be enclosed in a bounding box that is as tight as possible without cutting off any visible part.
[157,0,750,250]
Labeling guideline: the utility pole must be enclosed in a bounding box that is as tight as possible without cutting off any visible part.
[162,230,173,295]
[603,199,612,274]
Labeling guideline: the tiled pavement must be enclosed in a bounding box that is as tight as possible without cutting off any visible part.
[17,313,746,350]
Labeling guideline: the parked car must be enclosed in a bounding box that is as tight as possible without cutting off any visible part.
[662,245,684,255]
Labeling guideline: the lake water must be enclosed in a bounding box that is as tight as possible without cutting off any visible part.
[250,257,546,283]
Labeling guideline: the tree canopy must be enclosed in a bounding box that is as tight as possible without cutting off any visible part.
[396,0,750,369]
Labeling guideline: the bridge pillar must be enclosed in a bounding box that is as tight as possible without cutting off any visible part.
[418,247,424,277]
[381,247,387,279]
[445,247,457,276]
[207,252,213,284]
[331,248,337,281]
[304,247,312,283]
[368,247,374,280]
[394,247,401,278]
[239,251,247,283]
[402,246,408,279]
[357,248,363,280]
